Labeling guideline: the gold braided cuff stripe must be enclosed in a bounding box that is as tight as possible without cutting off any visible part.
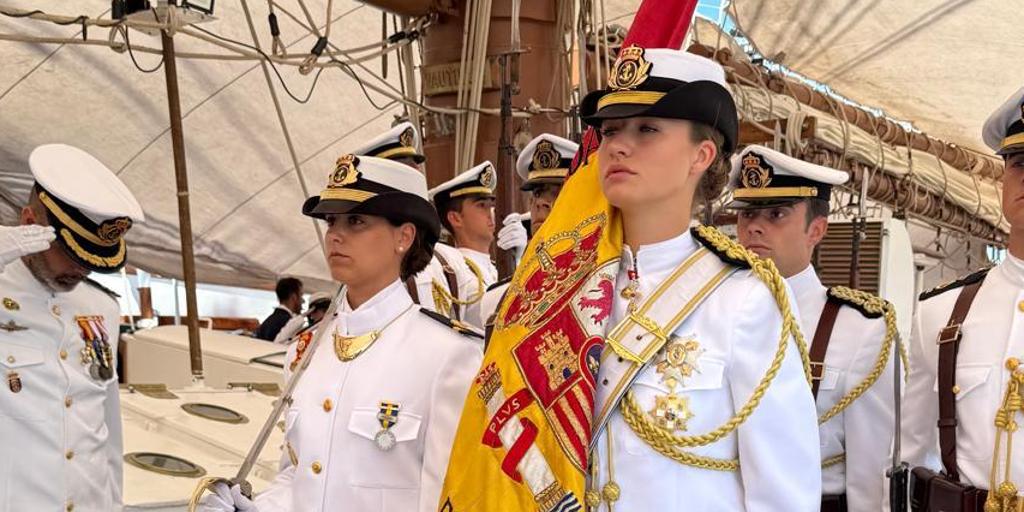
[528,169,569,180]
[1001,132,1024,150]
[732,187,820,199]
[59,228,125,268]
[596,91,666,111]
[319,188,377,202]
[450,186,495,198]
[39,191,117,247]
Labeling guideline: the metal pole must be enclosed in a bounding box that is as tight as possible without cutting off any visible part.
[495,53,518,279]
[161,30,204,381]
[399,16,421,134]
[849,164,869,289]
[238,0,324,248]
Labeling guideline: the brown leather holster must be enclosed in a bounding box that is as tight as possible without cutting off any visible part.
[909,279,987,512]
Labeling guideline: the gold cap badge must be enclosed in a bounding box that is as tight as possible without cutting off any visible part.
[2,298,18,311]
[532,140,560,170]
[608,45,652,91]
[330,154,360,188]
[97,218,132,244]
[480,166,495,188]
[399,127,415,148]
[740,152,773,189]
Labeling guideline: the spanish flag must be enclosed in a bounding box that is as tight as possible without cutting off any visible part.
[438,2,699,510]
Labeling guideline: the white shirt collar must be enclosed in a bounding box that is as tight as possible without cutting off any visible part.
[620,229,698,277]
[335,279,412,335]
[1001,252,1024,287]
[459,247,492,263]
[786,264,824,296]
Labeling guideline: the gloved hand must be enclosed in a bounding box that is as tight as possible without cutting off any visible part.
[496,212,529,261]
[0,225,55,270]
[196,482,258,512]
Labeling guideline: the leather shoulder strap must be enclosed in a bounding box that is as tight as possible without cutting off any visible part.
[809,295,842,399]
[936,277,984,481]
[434,250,461,321]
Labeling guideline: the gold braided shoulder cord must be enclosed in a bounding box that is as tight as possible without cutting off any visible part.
[429,257,488,314]
[817,287,899,425]
[984,357,1024,512]
[618,225,809,471]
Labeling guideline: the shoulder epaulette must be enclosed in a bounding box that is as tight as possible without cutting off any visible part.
[83,278,120,301]
[487,276,512,292]
[827,286,887,319]
[690,225,751,269]
[918,267,991,301]
[419,308,484,339]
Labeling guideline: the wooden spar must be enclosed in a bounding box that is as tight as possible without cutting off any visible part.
[160,30,204,380]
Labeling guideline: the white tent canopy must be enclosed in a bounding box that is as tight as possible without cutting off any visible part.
[0,1,408,291]
[728,0,1024,157]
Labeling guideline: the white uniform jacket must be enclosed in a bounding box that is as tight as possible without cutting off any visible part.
[902,256,1024,494]
[0,259,123,512]
[254,280,482,512]
[457,247,497,330]
[410,244,479,324]
[789,265,896,511]
[591,231,821,511]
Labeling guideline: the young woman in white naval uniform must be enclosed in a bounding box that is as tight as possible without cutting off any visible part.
[199,155,483,512]
[578,47,822,510]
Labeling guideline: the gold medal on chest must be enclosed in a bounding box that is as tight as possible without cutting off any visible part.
[7,371,21,393]
[333,331,380,361]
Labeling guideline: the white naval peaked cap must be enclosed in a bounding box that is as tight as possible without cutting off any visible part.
[579,46,739,153]
[982,86,1024,156]
[302,154,440,241]
[428,161,497,205]
[350,121,425,164]
[29,143,144,273]
[516,134,579,191]
[727,144,848,208]
[30,144,145,224]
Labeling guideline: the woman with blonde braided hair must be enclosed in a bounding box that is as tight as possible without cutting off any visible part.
[580,46,821,510]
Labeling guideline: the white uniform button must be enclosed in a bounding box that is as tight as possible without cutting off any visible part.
[322,399,333,412]
[311,461,323,474]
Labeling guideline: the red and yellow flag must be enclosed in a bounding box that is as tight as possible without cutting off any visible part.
[438,2,699,510]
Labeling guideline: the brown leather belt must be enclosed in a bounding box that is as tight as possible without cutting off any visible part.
[820,494,847,512]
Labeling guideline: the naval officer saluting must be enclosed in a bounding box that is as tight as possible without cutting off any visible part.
[199,154,482,512]
[731,145,899,512]
[0,143,144,512]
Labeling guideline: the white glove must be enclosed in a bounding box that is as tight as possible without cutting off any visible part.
[496,212,529,260]
[0,225,55,270]
[197,482,258,512]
